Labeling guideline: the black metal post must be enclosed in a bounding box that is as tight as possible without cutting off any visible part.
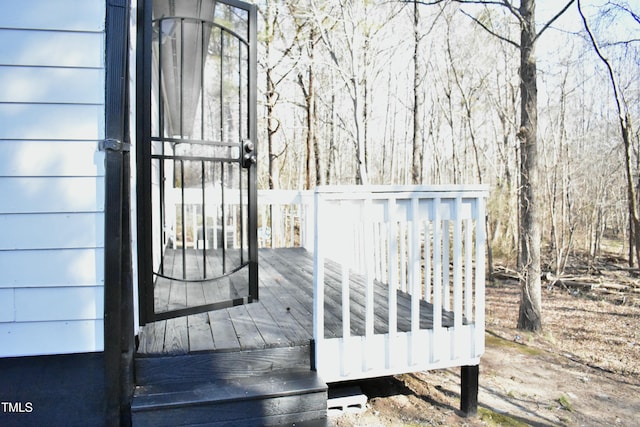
[136,0,153,326]
[119,149,135,427]
[460,364,479,417]
[247,2,259,301]
[104,0,132,425]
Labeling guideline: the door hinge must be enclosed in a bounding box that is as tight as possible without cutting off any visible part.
[100,139,131,152]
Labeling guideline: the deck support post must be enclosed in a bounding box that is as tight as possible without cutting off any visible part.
[460,364,479,417]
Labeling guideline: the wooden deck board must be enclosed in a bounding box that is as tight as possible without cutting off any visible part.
[137,247,452,356]
[257,251,333,338]
[264,249,344,339]
[163,251,189,353]
[187,313,214,352]
[243,297,290,348]
[271,248,372,337]
[230,304,266,350]
[137,320,166,354]
[208,309,241,351]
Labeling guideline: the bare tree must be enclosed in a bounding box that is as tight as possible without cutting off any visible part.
[541,66,576,277]
[410,0,575,332]
[578,0,639,267]
[259,0,302,189]
[412,2,424,184]
[312,1,403,185]
[296,29,319,189]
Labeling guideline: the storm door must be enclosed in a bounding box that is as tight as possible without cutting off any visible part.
[137,0,258,323]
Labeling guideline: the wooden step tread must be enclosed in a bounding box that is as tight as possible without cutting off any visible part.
[132,370,327,411]
[135,344,311,386]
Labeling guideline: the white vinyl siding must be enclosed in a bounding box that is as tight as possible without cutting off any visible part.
[0,141,103,177]
[0,177,105,213]
[14,287,104,322]
[0,67,104,104]
[0,104,104,140]
[0,289,14,322]
[0,249,104,289]
[0,321,104,356]
[0,0,104,32]
[0,30,104,68]
[0,213,104,250]
[0,0,106,357]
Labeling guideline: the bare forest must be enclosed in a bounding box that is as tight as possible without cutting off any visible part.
[256,0,640,298]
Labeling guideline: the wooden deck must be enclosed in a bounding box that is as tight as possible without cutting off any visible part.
[137,247,454,356]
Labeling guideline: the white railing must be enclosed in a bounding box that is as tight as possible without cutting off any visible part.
[313,185,488,382]
[170,185,489,382]
[169,189,313,250]
[257,190,314,250]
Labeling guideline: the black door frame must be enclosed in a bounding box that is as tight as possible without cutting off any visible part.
[136,0,258,324]
[104,0,133,424]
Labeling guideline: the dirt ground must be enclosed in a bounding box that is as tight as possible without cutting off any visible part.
[330,259,640,426]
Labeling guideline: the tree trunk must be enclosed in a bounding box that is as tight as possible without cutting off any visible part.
[622,114,640,267]
[297,31,318,190]
[517,0,542,332]
[266,69,279,190]
[264,1,279,190]
[412,1,423,185]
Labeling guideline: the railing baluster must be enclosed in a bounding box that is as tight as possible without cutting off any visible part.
[410,197,421,365]
[399,222,407,293]
[454,197,463,328]
[475,196,486,357]
[373,222,381,281]
[432,197,442,363]
[443,218,450,311]
[453,197,463,359]
[364,199,375,340]
[424,214,432,303]
[464,217,473,323]
[386,197,398,370]
[313,190,324,371]
[341,255,350,377]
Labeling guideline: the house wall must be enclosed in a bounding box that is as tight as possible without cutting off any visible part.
[0,0,106,358]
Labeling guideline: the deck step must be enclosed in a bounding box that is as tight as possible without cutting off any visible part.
[135,344,311,385]
[131,370,328,427]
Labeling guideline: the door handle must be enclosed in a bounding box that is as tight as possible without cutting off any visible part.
[242,140,256,168]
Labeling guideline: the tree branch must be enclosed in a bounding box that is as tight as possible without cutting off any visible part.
[403,0,521,19]
[577,0,625,121]
[459,8,520,48]
[609,1,640,25]
[534,0,576,42]
[403,0,521,45]
[604,38,640,47]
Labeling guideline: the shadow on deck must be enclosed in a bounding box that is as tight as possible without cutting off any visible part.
[137,247,454,355]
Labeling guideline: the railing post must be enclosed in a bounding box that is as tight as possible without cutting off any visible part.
[312,189,324,372]
[474,195,486,357]
[409,197,421,365]
[432,197,442,364]
[453,197,463,359]
[304,193,315,250]
[363,197,375,373]
[385,196,398,370]
[464,215,473,323]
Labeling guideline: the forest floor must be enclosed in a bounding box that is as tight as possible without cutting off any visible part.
[330,253,640,426]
